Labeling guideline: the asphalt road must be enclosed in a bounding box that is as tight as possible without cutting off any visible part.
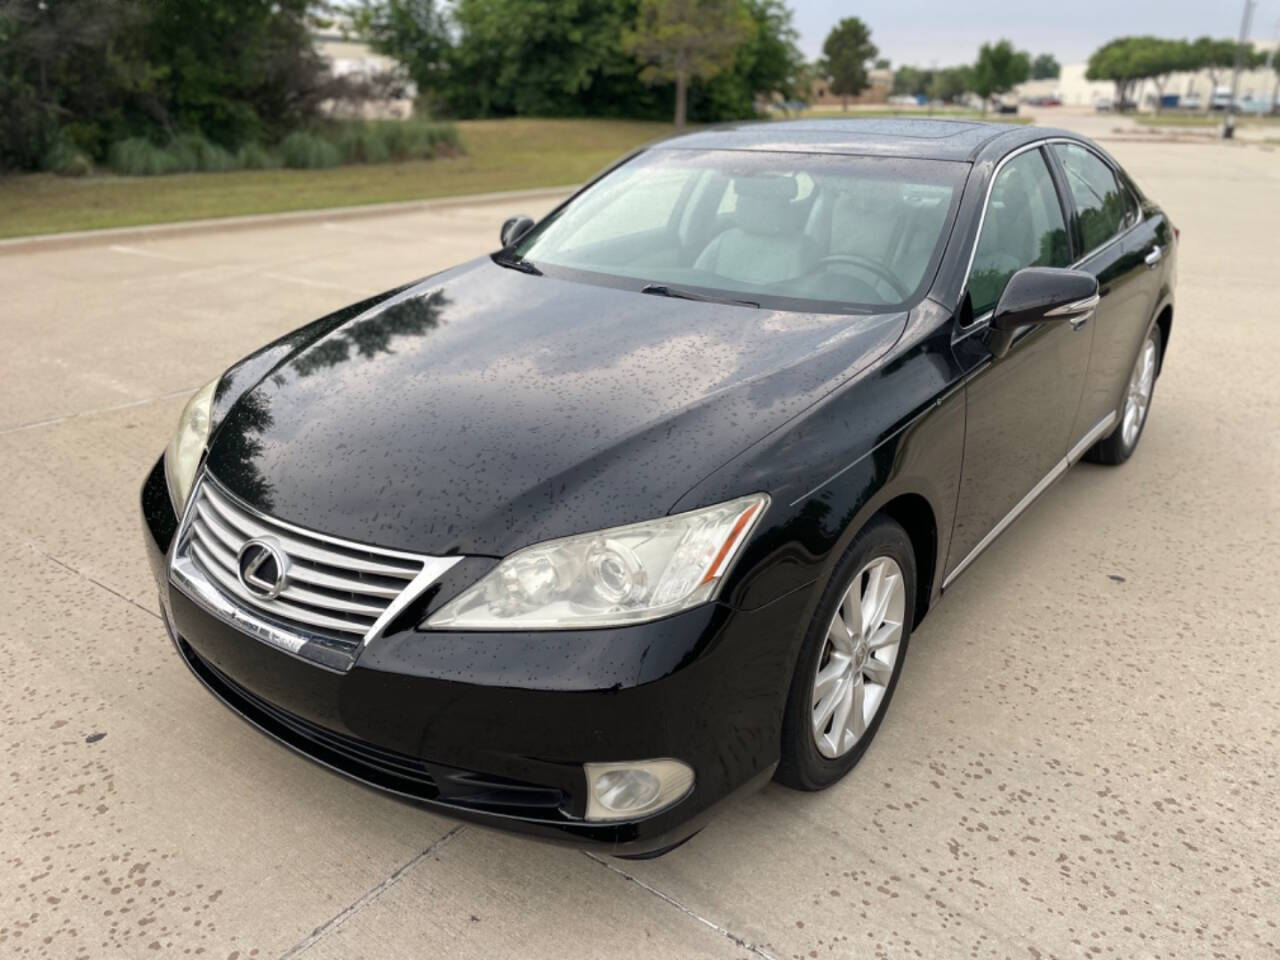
[2,119,1278,959]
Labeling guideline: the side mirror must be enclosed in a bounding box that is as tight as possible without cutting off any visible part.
[500,215,535,248]
[988,267,1099,359]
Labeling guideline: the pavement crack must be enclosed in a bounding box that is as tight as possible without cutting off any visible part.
[279,825,467,959]
[0,385,199,435]
[583,851,777,959]
[44,553,162,621]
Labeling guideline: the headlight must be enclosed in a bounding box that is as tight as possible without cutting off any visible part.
[163,378,218,510]
[425,494,768,630]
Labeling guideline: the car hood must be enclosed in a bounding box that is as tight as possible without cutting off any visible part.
[205,258,905,556]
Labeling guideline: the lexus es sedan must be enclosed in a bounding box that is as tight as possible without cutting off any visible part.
[141,119,1175,857]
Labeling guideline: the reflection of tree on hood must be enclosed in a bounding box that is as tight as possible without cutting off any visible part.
[290,289,450,377]
[212,389,276,509]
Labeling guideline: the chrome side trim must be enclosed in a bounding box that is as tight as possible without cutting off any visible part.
[1066,410,1117,464]
[942,412,1116,590]
[1044,292,1100,318]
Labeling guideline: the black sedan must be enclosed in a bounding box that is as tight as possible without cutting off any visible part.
[141,118,1175,857]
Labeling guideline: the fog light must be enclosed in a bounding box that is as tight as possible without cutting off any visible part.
[583,759,694,822]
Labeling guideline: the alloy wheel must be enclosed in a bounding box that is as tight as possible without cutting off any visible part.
[1122,336,1157,448]
[811,556,906,759]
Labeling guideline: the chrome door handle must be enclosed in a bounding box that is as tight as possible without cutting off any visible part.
[1144,245,1163,268]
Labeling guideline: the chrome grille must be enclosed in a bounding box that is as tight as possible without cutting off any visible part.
[170,474,460,661]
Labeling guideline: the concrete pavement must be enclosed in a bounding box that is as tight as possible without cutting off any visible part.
[2,125,1278,959]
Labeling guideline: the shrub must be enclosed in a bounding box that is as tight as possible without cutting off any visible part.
[337,125,391,165]
[171,133,241,172]
[279,131,342,169]
[44,138,93,177]
[237,142,282,169]
[108,137,184,176]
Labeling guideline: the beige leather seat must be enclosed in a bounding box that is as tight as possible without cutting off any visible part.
[694,175,817,285]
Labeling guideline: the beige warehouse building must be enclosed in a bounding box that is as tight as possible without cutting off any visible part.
[1017,47,1279,109]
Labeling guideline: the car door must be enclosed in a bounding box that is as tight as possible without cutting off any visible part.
[1049,142,1165,438]
[943,145,1093,583]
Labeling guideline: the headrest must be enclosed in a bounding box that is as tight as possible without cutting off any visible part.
[733,174,798,201]
[732,175,797,235]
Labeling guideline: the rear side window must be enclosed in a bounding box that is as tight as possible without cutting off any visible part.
[968,149,1071,316]
[1052,143,1136,253]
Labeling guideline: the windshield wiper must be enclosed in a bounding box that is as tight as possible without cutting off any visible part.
[641,283,759,308]
[491,251,542,275]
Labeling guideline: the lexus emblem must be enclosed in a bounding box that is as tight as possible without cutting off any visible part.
[236,538,289,600]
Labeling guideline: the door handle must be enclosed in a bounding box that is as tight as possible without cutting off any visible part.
[1144,245,1163,268]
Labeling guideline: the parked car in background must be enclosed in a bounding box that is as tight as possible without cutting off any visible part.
[142,119,1177,857]
[1180,94,1203,111]
[1234,97,1273,115]
[1211,87,1233,111]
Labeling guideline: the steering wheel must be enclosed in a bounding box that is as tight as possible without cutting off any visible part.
[809,254,909,301]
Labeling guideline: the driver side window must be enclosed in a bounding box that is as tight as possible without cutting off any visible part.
[968,149,1071,317]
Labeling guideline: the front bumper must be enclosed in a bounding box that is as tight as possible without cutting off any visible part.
[142,459,805,855]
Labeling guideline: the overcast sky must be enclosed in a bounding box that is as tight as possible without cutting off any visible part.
[789,1,1280,68]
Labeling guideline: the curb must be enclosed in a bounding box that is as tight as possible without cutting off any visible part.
[0,184,577,256]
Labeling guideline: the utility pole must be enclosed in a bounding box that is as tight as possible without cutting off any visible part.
[1223,0,1256,139]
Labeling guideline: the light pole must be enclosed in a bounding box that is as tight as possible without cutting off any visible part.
[1223,0,1257,138]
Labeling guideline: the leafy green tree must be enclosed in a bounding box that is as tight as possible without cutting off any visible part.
[972,39,1029,112]
[623,0,753,127]
[1188,36,1242,113]
[695,0,804,117]
[353,0,451,109]
[1269,47,1280,115]
[928,66,972,104]
[822,16,877,109]
[1031,53,1060,80]
[893,65,933,97]
[1085,36,1143,109]
[451,0,647,117]
[143,0,331,146]
[0,0,156,170]
[1130,37,1190,113]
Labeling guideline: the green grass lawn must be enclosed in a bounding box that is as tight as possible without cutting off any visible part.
[0,118,674,240]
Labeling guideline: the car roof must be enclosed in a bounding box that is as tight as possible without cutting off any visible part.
[656,117,1071,163]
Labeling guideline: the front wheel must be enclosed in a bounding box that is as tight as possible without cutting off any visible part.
[1085,325,1162,465]
[775,517,915,791]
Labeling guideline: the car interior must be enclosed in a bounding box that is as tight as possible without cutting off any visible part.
[520,157,958,310]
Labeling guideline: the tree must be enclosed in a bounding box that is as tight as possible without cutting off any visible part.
[1030,53,1060,80]
[1270,46,1280,115]
[928,66,972,104]
[1085,36,1145,110]
[698,0,804,116]
[972,39,1029,113]
[1188,36,1241,113]
[1130,37,1190,114]
[354,0,451,109]
[0,0,155,170]
[893,65,933,98]
[821,17,877,110]
[452,0,648,118]
[623,0,752,127]
[873,57,890,70]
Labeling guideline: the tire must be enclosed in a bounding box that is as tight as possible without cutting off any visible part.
[1085,325,1162,466]
[775,516,916,791]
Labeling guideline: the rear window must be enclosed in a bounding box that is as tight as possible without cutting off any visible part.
[1052,143,1138,253]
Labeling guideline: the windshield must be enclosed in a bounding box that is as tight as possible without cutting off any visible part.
[514,148,966,312]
